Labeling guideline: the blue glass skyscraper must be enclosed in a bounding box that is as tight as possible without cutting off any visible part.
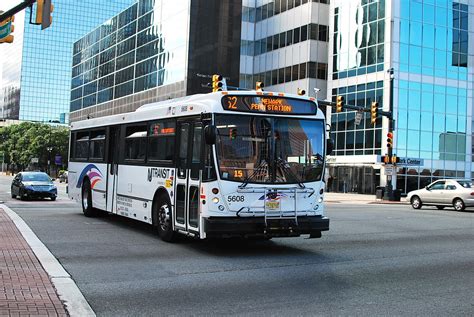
[327,0,474,194]
[0,0,134,123]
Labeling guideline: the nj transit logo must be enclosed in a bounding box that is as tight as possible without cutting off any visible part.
[76,164,103,189]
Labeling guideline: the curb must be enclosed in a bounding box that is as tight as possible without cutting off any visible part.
[1,204,96,317]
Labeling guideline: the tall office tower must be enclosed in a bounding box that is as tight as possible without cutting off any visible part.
[0,0,134,123]
[240,0,330,99]
[327,0,473,194]
[69,0,242,122]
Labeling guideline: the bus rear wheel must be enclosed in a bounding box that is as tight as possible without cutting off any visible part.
[153,194,176,242]
[82,179,98,217]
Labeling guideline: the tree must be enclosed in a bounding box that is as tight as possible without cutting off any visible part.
[0,122,69,174]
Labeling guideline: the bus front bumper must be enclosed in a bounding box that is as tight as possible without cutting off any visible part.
[203,215,329,238]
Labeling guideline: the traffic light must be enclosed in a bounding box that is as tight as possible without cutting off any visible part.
[36,0,54,30]
[387,132,393,148]
[391,154,399,165]
[256,81,264,91]
[0,16,14,44]
[229,128,237,140]
[383,154,390,164]
[212,74,225,92]
[371,101,378,126]
[336,95,344,113]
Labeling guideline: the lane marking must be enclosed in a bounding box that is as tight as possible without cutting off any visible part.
[1,204,96,317]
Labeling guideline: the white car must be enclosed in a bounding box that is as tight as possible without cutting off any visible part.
[407,179,474,211]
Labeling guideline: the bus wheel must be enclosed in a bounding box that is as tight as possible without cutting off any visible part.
[82,179,98,217]
[153,194,176,242]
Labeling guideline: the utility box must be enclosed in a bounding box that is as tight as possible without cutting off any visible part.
[375,186,385,200]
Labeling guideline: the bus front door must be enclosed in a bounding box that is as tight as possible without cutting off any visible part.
[106,126,120,213]
[175,120,202,236]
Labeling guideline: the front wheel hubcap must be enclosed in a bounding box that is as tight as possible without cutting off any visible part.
[158,204,170,231]
[454,201,463,210]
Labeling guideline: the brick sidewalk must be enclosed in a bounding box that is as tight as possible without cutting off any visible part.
[0,208,68,317]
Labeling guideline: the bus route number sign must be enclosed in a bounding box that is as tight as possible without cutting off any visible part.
[222,95,317,115]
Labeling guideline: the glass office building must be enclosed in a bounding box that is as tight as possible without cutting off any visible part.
[240,0,330,98]
[327,0,474,194]
[69,0,242,122]
[0,0,134,123]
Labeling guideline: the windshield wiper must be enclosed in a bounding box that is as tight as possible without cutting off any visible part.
[238,160,269,189]
[276,158,305,188]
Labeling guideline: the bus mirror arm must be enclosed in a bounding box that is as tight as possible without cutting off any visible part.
[204,125,217,145]
[326,138,334,156]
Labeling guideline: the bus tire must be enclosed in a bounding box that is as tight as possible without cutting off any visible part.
[153,193,176,242]
[81,179,98,217]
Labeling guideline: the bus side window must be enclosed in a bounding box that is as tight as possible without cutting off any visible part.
[148,120,175,162]
[75,131,90,160]
[89,130,106,161]
[124,125,147,161]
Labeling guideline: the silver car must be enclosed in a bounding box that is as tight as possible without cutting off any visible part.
[407,179,474,211]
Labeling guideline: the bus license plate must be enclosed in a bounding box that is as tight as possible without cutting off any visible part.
[265,200,280,211]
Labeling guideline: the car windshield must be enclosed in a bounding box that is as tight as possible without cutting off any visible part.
[22,173,51,182]
[456,180,472,188]
[215,114,325,184]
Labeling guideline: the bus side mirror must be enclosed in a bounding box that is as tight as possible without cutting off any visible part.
[204,125,217,145]
[326,138,334,155]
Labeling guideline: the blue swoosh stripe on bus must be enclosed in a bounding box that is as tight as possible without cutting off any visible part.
[76,164,102,188]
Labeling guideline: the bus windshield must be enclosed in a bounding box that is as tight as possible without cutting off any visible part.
[215,114,325,184]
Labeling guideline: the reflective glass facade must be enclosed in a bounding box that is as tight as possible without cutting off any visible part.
[240,0,330,95]
[328,0,474,194]
[70,0,242,120]
[71,0,190,112]
[0,0,134,123]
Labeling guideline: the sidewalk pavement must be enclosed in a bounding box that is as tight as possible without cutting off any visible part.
[0,207,68,317]
[325,192,409,204]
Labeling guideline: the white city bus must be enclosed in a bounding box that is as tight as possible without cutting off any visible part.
[68,90,330,241]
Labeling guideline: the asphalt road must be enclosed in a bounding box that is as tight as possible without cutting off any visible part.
[1,175,473,316]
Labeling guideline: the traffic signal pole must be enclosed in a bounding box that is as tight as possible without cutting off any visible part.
[384,68,395,201]
[0,0,36,22]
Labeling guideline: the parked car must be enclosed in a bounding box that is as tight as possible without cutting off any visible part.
[59,171,68,183]
[407,179,474,211]
[11,172,57,201]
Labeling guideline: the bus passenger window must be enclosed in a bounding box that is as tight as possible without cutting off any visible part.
[89,130,106,160]
[148,120,175,161]
[75,132,89,159]
[125,126,147,161]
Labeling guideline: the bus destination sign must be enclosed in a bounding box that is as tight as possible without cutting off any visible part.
[222,95,317,115]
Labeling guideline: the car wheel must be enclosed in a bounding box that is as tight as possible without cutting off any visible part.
[436,206,445,210]
[153,193,176,242]
[51,196,56,201]
[19,189,28,201]
[11,187,16,199]
[453,198,465,212]
[81,180,98,217]
[411,196,422,209]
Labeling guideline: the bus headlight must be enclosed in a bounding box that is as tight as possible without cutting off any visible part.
[318,196,323,203]
[212,197,219,204]
[218,205,225,211]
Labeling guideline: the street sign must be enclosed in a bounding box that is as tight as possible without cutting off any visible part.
[355,110,363,126]
[55,155,62,165]
[31,157,39,163]
[0,13,12,41]
[384,165,396,176]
